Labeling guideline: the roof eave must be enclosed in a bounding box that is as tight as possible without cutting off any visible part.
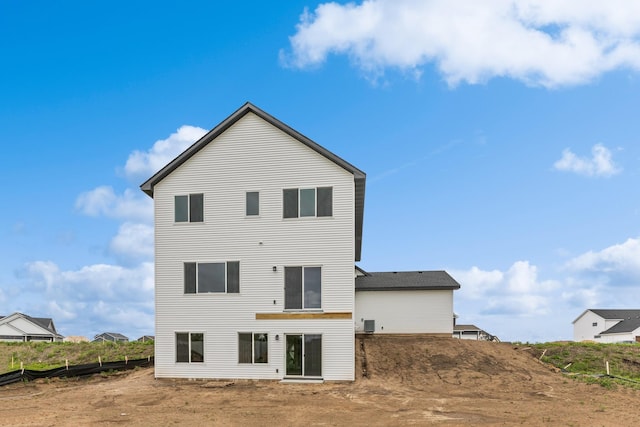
[356,285,461,291]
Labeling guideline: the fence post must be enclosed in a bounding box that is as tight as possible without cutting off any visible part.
[98,356,102,367]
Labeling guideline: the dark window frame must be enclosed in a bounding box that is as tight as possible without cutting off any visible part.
[175,193,204,223]
[284,266,322,310]
[175,332,204,363]
[238,332,269,364]
[184,261,240,294]
[283,187,332,219]
[246,191,260,216]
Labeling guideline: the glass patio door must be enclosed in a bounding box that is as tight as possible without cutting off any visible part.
[285,334,322,377]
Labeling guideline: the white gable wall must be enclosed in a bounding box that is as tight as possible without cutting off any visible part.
[0,315,58,341]
[354,290,454,334]
[154,113,355,380]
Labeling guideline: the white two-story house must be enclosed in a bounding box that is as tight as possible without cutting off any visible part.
[141,102,365,381]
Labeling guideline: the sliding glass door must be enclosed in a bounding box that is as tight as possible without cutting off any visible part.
[285,334,322,377]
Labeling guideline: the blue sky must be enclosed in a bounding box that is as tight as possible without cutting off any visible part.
[2,1,640,342]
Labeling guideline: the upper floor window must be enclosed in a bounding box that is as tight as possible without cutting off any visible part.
[175,193,203,222]
[592,322,598,327]
[246,191,259,216]
[285,266,321,310]
[184,261,240,293]
[176,332,204,363]
[283,187,332,219]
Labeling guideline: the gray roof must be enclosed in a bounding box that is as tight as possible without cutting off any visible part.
[601,317,640,334]
[590,309,640,335]
[2,312,61,337]
[590,309,640,320]
[454,324,483,332]
[96,332,129,340]
[355,270,461,291]
[140,102,366,261]
[28,316,58,334]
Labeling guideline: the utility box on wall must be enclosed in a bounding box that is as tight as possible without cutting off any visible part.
[364,319,375,333]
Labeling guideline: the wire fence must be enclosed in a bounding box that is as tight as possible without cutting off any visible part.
[0,356,154,387]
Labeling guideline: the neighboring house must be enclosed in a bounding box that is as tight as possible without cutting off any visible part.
[141,102,459,382]
[64,335,90,343]
[453,324,499,341]
[0,312,63,342]
[137,335,155,342]
[573,309,640,343]
[93,332,129,343]
[354,269,460,334]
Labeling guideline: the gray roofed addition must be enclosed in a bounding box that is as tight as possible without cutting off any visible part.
[600,316,640,334]
[355,270,461,291]
[140,102,366,261]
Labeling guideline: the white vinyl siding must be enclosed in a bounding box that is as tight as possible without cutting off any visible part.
[153,112,355,381]
[354,290,454,334]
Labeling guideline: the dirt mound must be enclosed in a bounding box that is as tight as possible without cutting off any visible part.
[357,335,556,392]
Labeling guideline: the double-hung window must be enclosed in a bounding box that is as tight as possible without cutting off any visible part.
[284,266,321,310]
[238,333,268,364]
[175,193,203,222]
[184,261,240,293]
[176,332,204,363]
[283,187,332,218]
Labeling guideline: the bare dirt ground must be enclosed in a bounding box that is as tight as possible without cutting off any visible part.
[1,336,638,426]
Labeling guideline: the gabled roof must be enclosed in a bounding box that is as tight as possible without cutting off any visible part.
[590,309,640,320]
[0,312,62,338]
[600,317,640,335]
[454,324,484,332]
[96,332,129,340]
[140,102,366,261]
[573,309,640,324]
[28,316,58,334]
[355,270,461,291]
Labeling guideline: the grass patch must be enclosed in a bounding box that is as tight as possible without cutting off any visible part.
[0,341,154,373]
[527,341,640,389]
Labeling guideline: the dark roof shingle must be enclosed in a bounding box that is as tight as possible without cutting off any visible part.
[355,270,461,291]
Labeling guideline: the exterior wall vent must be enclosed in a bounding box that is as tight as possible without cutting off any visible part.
[364,320,375,333]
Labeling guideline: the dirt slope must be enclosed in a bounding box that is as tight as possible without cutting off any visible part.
[1,336,639,426]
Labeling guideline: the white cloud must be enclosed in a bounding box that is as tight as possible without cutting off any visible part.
[22,260,154,338]
[75,186,153,223]
[109,222,154,261]
[554,144,621,177]
[124,125,207,179]
[283,0,640,87]
[452,260,559,317]
[564,237,640,277]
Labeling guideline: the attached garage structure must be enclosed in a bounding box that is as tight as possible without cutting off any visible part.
[354,269,460,335]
